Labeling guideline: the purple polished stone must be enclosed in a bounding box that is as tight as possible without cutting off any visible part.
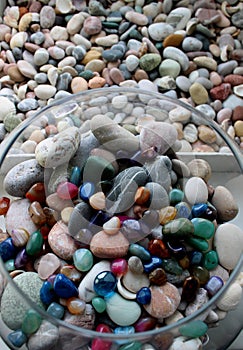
[204,276,224,296]
[14,248,29,269]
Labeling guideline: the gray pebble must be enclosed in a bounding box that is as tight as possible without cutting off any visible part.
[34,72,48,84]
[217,60,238,76]
[3,159,44,197]
[144,156,172,192]
[27,321,59,350]
[17,98,39,112]
[30,32,45,45]
[182,37,203,52]
[145,182,169,210]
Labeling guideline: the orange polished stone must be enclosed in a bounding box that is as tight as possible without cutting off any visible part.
[0,197,10,215]
[148,239,170,259]
[26,182,46,203]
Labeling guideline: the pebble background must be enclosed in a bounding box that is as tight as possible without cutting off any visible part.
[0,0,243,152]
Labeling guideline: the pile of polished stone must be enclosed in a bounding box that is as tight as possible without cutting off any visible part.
[0,0,243,152]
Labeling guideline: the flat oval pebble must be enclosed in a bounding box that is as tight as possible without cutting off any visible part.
[214,223,243,270]
[184,177,208,205]
[211,186,238,222]
[216,282,242,311]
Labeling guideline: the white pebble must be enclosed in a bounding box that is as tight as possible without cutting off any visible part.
[184,177,208,205]
[216,282,242,311]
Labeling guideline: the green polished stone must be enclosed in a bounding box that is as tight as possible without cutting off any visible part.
[73,248,93,272]
[163,218,194,240]
[186,237,209,252]
[191,218,215,239]
[5,259,15,272]
[21,309,42,335]
[83,155,116,184]
[179,320,208,338]
[47,302,65,319]
[161,258,183,275]
[92,297,106,313]
[26,230,44,256]
[119,341,142,350]
[169,188,184,205]
[191,265,210,285]
[203,250,218,270]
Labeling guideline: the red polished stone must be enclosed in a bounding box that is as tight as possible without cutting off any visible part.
[0,197,10,215]
[26,182,46,203]
[134,316,157,332]
[148,239,170,259]
[57,181,79,200]
[92,324,112,350]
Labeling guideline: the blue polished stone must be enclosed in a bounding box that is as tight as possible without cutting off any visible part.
[188,250,203,265]
[143,256,162,273]
[8,329,27,348]
[167,241,187,259]
[191,203,208,217]
[47,302,65,319]
[54,274,79,299]
[94,271,117,298]
[114,326,135,336]
[204,276,224,296]
[136,287,151,305]
[70,166,82,186]
[79,181,95,201]
[14,248,29,269]
[175,202,191,219]
[0,237,17,262]
[89,210,111,228]
[40,281,56,306]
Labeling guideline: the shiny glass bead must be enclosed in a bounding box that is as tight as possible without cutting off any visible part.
[111,258,128,276]
[47,302,65,319]
[129,244,151,261]
[8,329,27,348]
[67,297,86,314]
[94,271,117,298]
[0,237,17,262]
[92,296,107,313]
[70,166,82,186]
[189,250,203,265]
[175,202,191,219]
[191,203,207,217]
[29,201,47,226]
[148,239,170,259]
[134,317,157,332]
[53,273,79,299]
[57,181,79,200]
[136,287,151,305]
[143,256,162,273]
[79,181,95,201]
[191,217,215,239]
[179,320,208,338]
[203,250,219,270]
[204,276,224,296]
[26,230,44,256]
[40,281,56,306]
[73,248,93,272]
[181,276,200,302]
[25,182,46,203]
[191,265,210,285]
[21,309,42,335]
[0,196,10,215]
[169,188,184,205]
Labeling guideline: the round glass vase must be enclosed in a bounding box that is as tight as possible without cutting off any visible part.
[0,87,242,350]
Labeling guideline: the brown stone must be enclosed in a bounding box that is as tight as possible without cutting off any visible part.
[88,76,106,89]
[198,125,217,144]
[163,34,184,48]
[224,74,243,86]
[109,67,125,85]
[7,65,26,83]
[210,83,232,101]
[232,105,243,123]
[83,16,102,35]
[71,77,88,93]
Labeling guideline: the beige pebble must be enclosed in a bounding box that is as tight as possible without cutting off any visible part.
[20,140,37,153]
[89,192,106,210]
[211,185,238,222]
[82,50,102,65]
[50,26,69,41]
[28,129,45,143]
[144,283,181,318]
[187,159,211,182]
[88,76,106,89]
[193,56,218,71]
[234,120,243,137]
[34,84,57,99]
[90,230,129,258]
[103,216,121,235]
[66,12,85,35]
[48,221,79,260]
[189,82,209,105]
[125,11,149,26]
[17,60,37,79]
[46,193,73,212]
[71,77,88,93]
[184,176,208,205]
[61,206,74,224]
[198,125,217,144]
[216,283,242,311]
[85,59,105,73]
[95,34,119,46]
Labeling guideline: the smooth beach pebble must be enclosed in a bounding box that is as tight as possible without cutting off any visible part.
[184,177,208,205]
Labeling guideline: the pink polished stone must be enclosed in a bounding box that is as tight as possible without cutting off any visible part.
[57,181,79,200]
[38,252,60,280]
[92,324,112,350]
[111,258,128,277]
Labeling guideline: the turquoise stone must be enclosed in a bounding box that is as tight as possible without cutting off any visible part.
[163,218,194,240]
[189,250,203,265]
[94,271,117,298]
[5,258,15,271]
[114,326,135,345]
[8,329,27,348]
[186,237,209,252]
[21,309,42,335]
[203,250,218,270]
[70,166,82,186]
[191,217,215,239]
[169,188,184,205]
[179,320,208,338]
[73,248,93,272]
[92,296,106,313]
[129,244,151,261]
[26,230,44,256]
[118,341,142,350]
[47,302,65,319]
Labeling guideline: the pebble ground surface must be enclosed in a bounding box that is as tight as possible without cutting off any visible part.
[0,0,243,152]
